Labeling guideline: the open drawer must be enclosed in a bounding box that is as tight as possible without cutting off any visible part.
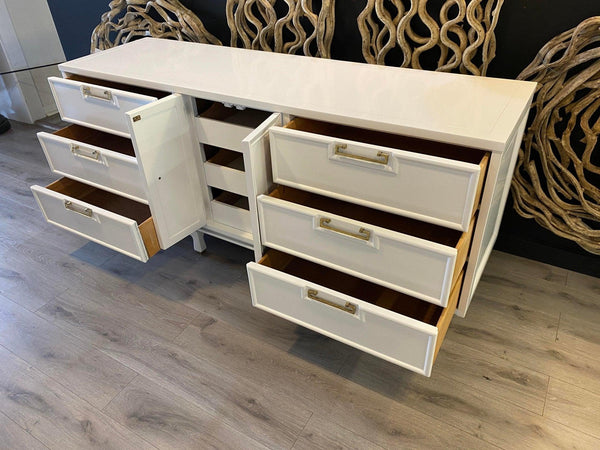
[248,250,463,376]
[211,190,252,233]
[258,186,473,307]
[31,178,159,262]
[203,147,247,196]
[269,118,489,231]
[38,124,146,203]
[49,75,167,138]
[196,100,271,152]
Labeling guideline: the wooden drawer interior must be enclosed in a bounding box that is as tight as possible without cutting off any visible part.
[48,178,149,222]
[46,178,159,257]
[210,188,251,232]
[285,117,490,165]
[66,74,169,99]
[196,99,271,128]
[203,146,248,196]
[54,124,136,158]
[260,249,462,360]
[205,146,245,172]
[213,190,250,211]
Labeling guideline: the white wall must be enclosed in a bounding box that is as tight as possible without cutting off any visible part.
[0,0,65,123]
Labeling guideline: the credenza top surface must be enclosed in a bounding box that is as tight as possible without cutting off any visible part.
[60,38,536,152]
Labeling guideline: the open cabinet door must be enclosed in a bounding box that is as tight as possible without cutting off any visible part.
[242,112,284,261]
[127,94,207,249]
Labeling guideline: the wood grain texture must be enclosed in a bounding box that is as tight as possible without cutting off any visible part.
[0,122,56,176]
[434,340,549,415]
[292,414,385,450]
[0,170,46,210]
[0,411,48,450]
[174,313,497,449]
[0,346,155,450]
[434,270,462,359]
[556,307,600,351]
[0,250,67,311]
[447,293,600,395]
[0,293,137,409]
[139,218,160,258]
[37,291,314,449]
[545,378,600,439]
[567,270,600,293]
[104,375,268,449]
[478,270,600,327]
[337,352,600,449]
[483,250,568,286]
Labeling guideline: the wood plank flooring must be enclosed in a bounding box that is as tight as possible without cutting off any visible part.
[1,118,600,449]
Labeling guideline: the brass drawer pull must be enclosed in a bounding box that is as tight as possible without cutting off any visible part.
[319,218,371,241]
[308,289,357,315]
[81,85,113,102]
[334,143,390,165]
[64,200,93,218]
[70,144,100,161]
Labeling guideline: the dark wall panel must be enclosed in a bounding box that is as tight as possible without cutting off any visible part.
[47,0,108,60]
[489,1,600,79]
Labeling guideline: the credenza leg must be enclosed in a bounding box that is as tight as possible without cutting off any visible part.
[191,230,207,253]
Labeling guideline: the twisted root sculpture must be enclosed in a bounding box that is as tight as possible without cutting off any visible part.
[511,17,600,254]
[91,0,222,52]
[226,0,335,58]
[358,0,503,75]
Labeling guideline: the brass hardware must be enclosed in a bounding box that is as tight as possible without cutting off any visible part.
[319,218,371,241]
[64,200,93,218]
[70,144,100,161]
[334,143,390,165]
[82,85,113,102]
[132,115,141,122]
[308,289,357,315]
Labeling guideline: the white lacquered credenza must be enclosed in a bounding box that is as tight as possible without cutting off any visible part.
[30,38,536,376]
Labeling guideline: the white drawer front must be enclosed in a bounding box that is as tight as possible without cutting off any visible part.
[204,162,248,196]
[196,117,254,153]
[270,126,482,231]
[38,131,147,203]
[247,261,439,376]
[49,77,157,138]
[258,195,457,306]
[31,185,149,261]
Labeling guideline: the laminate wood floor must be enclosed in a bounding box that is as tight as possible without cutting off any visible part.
[1,118,600,449]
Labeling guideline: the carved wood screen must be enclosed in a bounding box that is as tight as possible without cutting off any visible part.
[511,17,600,254]
[226,0,336,58]
[357,0,504,75]
[91,0,222,52]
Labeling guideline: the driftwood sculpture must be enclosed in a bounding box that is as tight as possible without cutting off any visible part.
[511,17,600,254]
[91,0,222,52]
[357,0,503,75]
[225,0,335,58]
